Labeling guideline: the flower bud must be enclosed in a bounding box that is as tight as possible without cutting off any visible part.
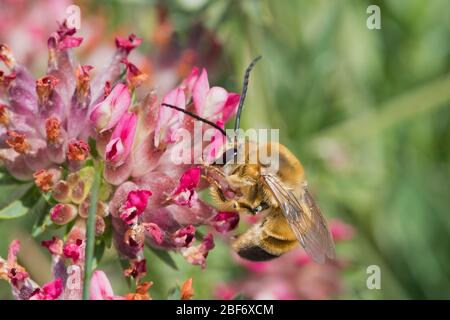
[68,167,94,204]
[33,169,54,193]
[90,83,131,132]
[52,180,70,203]
[95,216,106,236]
[50,204,78,225]
[79,199,109,219]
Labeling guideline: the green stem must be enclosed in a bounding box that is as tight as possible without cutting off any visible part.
[82,161,102,300]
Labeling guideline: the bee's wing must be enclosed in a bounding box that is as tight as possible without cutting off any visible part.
[262,174,336,263]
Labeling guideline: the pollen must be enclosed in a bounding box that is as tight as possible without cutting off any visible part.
[67,140,90,161]
[0,104,9,127]
[33,169,54,193]
[75,65,93,100]
[6,131,30,154]
[36,75,59,104]
[45,117,61,143]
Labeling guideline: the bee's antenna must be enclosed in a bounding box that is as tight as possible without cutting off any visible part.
[234,55,262,132]
[161,103,228,138]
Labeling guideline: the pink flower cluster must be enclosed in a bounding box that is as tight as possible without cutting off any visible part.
[0,19,242,299]
[0,240,158,300]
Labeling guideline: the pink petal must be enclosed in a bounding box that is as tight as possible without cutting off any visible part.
[154,88,186,147]
[181,67,199,98]
[90,270,115,300]
[120,189,152,225]
[41,278,63,299]
[41,237,63,256]
[221,93,240,123]
[203,121,226,163]
[90,83,131,132]
[192,68,209,115]
[105,112,137,166]
[173,167,201,194]
[171,167,201,207]
[143,223,164,244]
[63,239,84,263]
[181,233,215,269]
[58,36,83,50]
[211,212,240,234]
[203,86,228,120]
[172,225,196,248]
[115,34,142,54]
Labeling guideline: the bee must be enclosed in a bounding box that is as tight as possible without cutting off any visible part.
[162,57,335,263]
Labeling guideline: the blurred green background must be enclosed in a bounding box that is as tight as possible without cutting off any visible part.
[1,0,450,299]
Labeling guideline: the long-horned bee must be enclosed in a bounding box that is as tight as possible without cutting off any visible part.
[163,57,335,263]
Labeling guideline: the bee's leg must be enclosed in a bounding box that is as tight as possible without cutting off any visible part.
[231,200,260,215]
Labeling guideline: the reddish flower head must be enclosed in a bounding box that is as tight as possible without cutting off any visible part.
[120,189,152,225]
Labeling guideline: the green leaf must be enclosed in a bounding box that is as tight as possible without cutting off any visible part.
[0,186,41,219]
[0,171,32,210]
[31,198,53,237]
[146,246,179,271]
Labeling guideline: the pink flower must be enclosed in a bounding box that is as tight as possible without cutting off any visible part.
[51,22,83,50]
[105,112,137,166]
[90,83,131,132]
[0,20,140,181]
[62,239,84,263]
[30,279,63,300]
[120,189,152,225]
[172,225,196,247]
[41,237,64,256]
[90,270,117,300]
[191,68,240,123]
[181,233,215,269]
[210,211,240,234]
[115,34,142,54]
[171,167,201,207]
[143,223,164,244]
